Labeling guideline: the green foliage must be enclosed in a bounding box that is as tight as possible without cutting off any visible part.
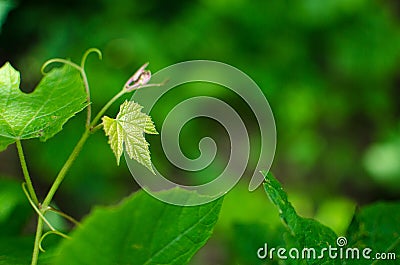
[2,0,398,217]
[346,202,400,265]
[0,63,86,151]
[260,172,399,265]
[102,100,157,172]
[264,172,339,264]
[0,51,223,265]
[0,176,59,264]
[0,1,400,264]
[53,188,223,265]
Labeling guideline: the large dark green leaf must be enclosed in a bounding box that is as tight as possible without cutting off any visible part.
[53,188,223,265]
[0,62,86,151]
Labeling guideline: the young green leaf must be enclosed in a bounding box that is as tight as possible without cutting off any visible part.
[102,100,157,172]
[53,188,223,265]
[263,171,340,264]
[0,62,86,151]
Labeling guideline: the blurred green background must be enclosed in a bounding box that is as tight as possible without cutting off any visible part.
[0,0,399,264]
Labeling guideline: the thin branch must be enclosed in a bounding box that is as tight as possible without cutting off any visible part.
[16,140,39,205]
[22,183,55,231]
[39,230,70,252]
[47,206,80,226]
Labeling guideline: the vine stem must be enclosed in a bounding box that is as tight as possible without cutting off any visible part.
[47,207,80,226]
[29,55,155,264]
[42,89,126,208]
[91,89,126,127]
[16,140,38,205]
[30,129,90,265]
[82,71,92,129]
[41,48,103,131]
[81,48,102,129]
[31,217,43,265]
[22,183,55,231]
[30,89,127,265]
[41,129,90,208]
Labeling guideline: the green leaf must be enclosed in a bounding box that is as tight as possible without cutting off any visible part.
[345,202,400,264]
[263,171,340,264]
[0,62,86,151]
[53,188,223,265]
[102,100,157,172]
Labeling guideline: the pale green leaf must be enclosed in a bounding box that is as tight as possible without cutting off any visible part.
[102,100,158,172]
[0,62,86,151]
[144,116,158,134]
